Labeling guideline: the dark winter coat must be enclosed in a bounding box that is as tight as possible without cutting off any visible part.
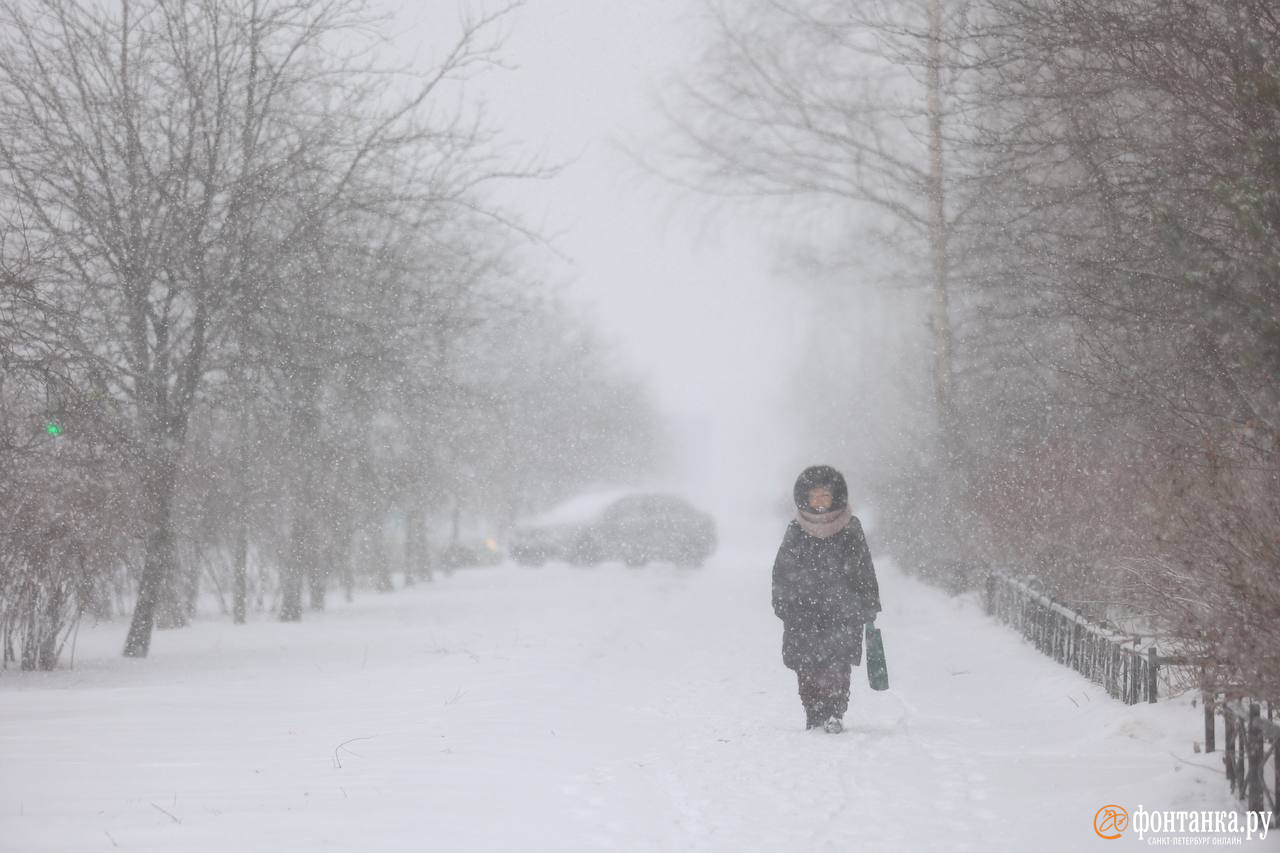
[771,517,882,671]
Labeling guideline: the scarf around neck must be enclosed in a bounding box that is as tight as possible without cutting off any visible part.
[796,505,852,539]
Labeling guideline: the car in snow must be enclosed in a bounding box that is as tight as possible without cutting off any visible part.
[508,492,717,568]
[506,491,625,567]
[437,537,504,571]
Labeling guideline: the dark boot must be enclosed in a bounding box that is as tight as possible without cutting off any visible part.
[805,663,851,732]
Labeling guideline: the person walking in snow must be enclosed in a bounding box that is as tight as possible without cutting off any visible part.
[772,465,882,733]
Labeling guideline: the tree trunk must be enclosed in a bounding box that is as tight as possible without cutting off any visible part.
[36,580,65,672]
[18,537,58,670]
[339,520,355,603]
[233,409,250,624]
[123,457,179,657]
[281,502,313,614]
[419,505,433,582]
[306,436,330,611]
[157,549,197,630]
[925,0,953,433]
[19,593,38,671]
[371,517,393,593]
[403,505,417,587]
[306,489,326,611]
[281,367,320,622]
[308,524,327,611]
[281,510,310,621]
[233,518,249,624]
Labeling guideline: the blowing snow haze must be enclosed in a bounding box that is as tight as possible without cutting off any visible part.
[382,0,811,507]
[2,1,1279,851]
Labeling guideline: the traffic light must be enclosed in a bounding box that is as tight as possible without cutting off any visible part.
[44,378,66,438]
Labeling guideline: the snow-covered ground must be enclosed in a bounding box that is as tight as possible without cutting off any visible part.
[1,518,1265,852]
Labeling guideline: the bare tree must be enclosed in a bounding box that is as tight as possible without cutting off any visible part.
[0,244,139,669]
[954,0,1280,692]
[664,0,971,425]
[0,0,525,653]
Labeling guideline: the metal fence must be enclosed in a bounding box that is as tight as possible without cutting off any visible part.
[1218,700,1280,826]
[983,572,1158,704]
[981,571,1280,823]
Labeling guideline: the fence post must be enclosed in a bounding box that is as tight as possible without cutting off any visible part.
[1058,614,1068,665]
[1072,622,1080,673]
[1092,632,1100,683]
[1054,612,1063,663]
[1248,704,1265,814]
[1274,708,1280,828]
[1147,646,1158,703]
[985,572,996,617]
[1225,710,1237,793]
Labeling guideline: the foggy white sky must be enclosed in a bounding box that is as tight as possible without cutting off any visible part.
[382,1,807,500]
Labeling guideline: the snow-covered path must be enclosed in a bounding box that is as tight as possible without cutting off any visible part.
[0,520,1259,852]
